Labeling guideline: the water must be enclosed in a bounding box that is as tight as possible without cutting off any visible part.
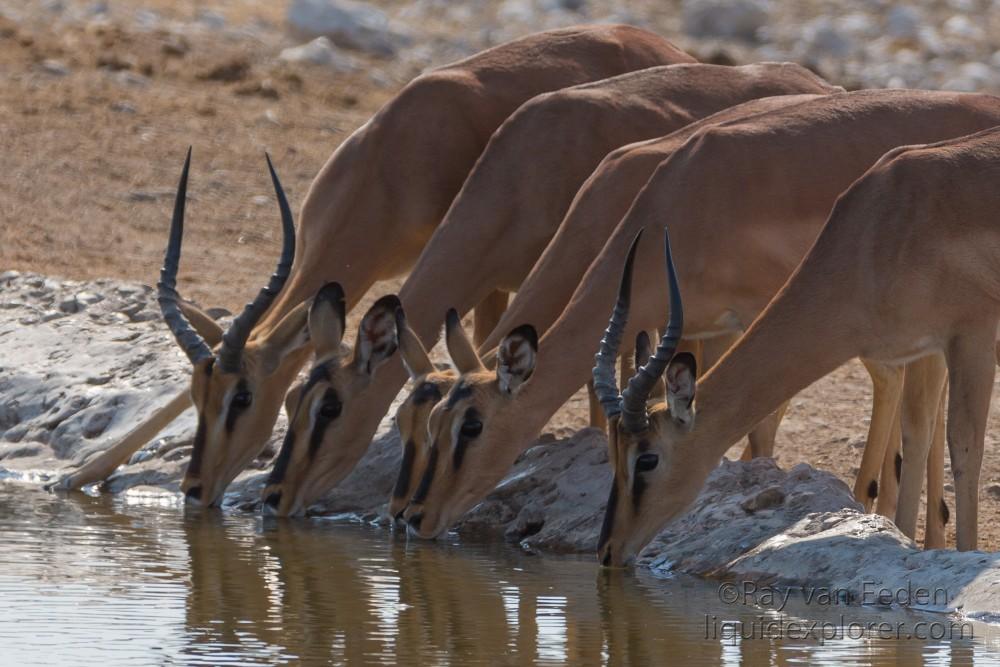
[0,483,997,666]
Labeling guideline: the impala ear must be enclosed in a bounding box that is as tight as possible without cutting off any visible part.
[353,295,400,376]
[665,352,697,427]
[395,307,434,380]
[178,300,225,348]
[260,300,312,375]
[497,324,537,395]
[308,282,347,359]
[445,308,484,374]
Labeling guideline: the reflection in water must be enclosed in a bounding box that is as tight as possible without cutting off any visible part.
[0,483,996,666]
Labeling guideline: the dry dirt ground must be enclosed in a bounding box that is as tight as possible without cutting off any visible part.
[3,1,1000,551]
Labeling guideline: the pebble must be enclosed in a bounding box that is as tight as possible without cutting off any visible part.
[40,60,70,76]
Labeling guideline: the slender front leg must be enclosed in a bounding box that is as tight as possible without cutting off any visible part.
[895,354,947,538]
[854,360,905,511]
[49,390,192,490]
[473,290,509,348]
[745,401,790,460]
[587,379,608,432]
[924,388,948,549]
[944,329,996,551]
[875,406,902,518]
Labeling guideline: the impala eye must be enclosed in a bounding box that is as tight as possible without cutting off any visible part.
[232,391,253,409]
[635,453,659,473]
[320,401,342,419]
[460,419,483,439]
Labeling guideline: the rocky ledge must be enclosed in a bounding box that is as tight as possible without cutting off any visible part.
[1,270,999,621]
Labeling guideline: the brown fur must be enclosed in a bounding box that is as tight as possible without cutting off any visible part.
[407,90,1000,540]
[272,62,845,514]
[604,126,1000,563]
[58,26,692,501]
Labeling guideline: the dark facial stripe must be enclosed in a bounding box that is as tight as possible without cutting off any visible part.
[412,381,442,406]
[597,479,618,552]
[186,359,214,478]
[225,379,251,433]
[412,446,438,504]
[267,424,296,484]
[267,369,335,484]
[445,382,473,411]
[308,388,340,458]
[452,407,480,470]
[393,439,416,499]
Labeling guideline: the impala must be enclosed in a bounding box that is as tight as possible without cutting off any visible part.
[52,25,693,504]
[387,309,458,520]
[477,87,955,537]
[598,125,1000,564]
[402,90,1000,540]
[262,62,841,516]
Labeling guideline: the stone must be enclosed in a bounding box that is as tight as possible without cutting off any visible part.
[39,59,70,76]
[279,36,359,71]
[681,0,770,42]
[799,17,854,58]
[286,0,410,57]
[886,5,921,41]
[58,297,79,314]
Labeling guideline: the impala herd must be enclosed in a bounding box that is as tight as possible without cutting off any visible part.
[52,25,1000,567]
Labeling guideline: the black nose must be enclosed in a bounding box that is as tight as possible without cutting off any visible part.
[185,486,202,503]
[264,492,282,510]
[407,512,424,530]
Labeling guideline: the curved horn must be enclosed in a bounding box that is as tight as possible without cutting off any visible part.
[592,229,643,420]
[621,226,683,432]
[218,153,296,372]
[157,147,214,365]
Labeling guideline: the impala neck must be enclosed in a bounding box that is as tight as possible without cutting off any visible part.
[687,254,862,465]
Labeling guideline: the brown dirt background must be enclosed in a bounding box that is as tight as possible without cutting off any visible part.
[3,0,1000,551]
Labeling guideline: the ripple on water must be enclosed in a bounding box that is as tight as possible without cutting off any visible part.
[0,483,996,666]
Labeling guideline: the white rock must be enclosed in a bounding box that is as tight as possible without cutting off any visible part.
[195,10,226,30]
[286,0,409,57]
[279,36,359,71]
[943,15,983,40]
[681,0,770,42]
[498,0,535,23]
[39,59,70,76]
[800,17,854,58]
[885,5,921,40]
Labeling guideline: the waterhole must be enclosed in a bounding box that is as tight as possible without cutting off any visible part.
[0,483,995,665]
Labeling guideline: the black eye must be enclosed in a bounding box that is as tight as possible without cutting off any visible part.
[635,453,659,473]
[232,391,253,409]
[320,402,341,419]
[460,419,483,439]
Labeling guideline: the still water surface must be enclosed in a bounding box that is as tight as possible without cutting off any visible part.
[0,483,998,666]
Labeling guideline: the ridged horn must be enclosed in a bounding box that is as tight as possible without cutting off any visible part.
[621,226,683,432]
[592,229,643,420]
[218,153,296,372]
[157,147,214,365]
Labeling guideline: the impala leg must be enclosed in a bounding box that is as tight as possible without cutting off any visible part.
[587,380,608,432]
[894,355,947,537]
[473,290,509,349]
[49,390,191,490]
[745,401,790,460]
[853,361,905,512]
[875,406,903,518]
[944,331,996,551]
[924,388,948,549]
